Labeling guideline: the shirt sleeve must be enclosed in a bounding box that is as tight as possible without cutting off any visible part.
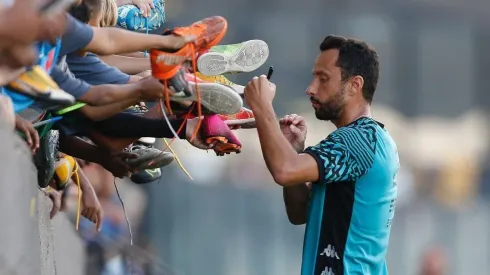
[59,13,94,57]
[303,127,375,184]
[51,64,91,100]
[66,53,130,85]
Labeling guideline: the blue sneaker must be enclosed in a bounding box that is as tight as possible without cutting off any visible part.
[117,0,166,31]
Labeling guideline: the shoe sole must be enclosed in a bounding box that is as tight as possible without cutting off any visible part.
[239,121,256,129]
[134,153,175,171]
[205,136,242,155]
[202,16,228,50]
[173,16,228,53]
[33,130,59,188]
[9,66,76,106]
[224,118,255,126]
[205,136,228,144]
[215,143,241,156]
[172,82,243,115]
[197,40,269,76]
[9,81,76,106]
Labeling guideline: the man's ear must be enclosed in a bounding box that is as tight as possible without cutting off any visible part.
[350,75,364,96]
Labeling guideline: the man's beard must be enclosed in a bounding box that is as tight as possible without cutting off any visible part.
[312,88,346,121]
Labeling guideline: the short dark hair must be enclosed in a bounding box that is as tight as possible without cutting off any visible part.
[320,35,380,103]
[69,0,102,24]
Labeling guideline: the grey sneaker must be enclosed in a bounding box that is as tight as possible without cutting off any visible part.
[130,168,162,184]
[126,144,174,171]
[169,69,243,115]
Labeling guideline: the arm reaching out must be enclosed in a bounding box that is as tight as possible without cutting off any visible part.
[59,13,194,60]
[98,55,150,75]
[74,163,103,231]
[87,26,195,56]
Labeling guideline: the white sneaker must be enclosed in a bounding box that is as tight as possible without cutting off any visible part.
[197,40,269,76]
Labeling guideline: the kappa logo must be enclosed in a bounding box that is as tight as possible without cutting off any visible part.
[320,266,335,275]
[319,244,340,260]
[155,54,187,65]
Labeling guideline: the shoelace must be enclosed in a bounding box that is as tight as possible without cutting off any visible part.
[143,0,165,56]
[151,102,193,180]
[113,176,133,246]
[70,159,82,231]
[142,17,208,180]
[158,38,203,141]
[149,44,203,180]
[163,138,193,180]
[144,17,149,57]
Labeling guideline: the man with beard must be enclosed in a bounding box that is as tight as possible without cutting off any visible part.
[244,35,399,275]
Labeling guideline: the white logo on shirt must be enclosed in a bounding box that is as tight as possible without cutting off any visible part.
[320,266,335,275]
[319,244,340,260]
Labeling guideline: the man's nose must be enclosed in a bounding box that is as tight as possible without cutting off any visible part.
[305,83,315,96]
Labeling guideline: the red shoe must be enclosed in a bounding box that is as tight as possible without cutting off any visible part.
[200,115,242,155]
[218,107,255,129]
[150,16,228,81]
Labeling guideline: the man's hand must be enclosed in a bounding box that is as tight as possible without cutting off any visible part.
[137,76,168,101]
[81,185,103,231]
[15,115,40,154]
[279,114,307,153]
[99,151,138,178]
[244,75,276,110]
[185,117,216,150]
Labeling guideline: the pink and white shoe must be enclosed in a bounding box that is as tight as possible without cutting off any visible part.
[200,114,242,155]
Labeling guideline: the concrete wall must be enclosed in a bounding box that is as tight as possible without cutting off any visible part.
[38,191,86,275]
[0,125,84,275]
